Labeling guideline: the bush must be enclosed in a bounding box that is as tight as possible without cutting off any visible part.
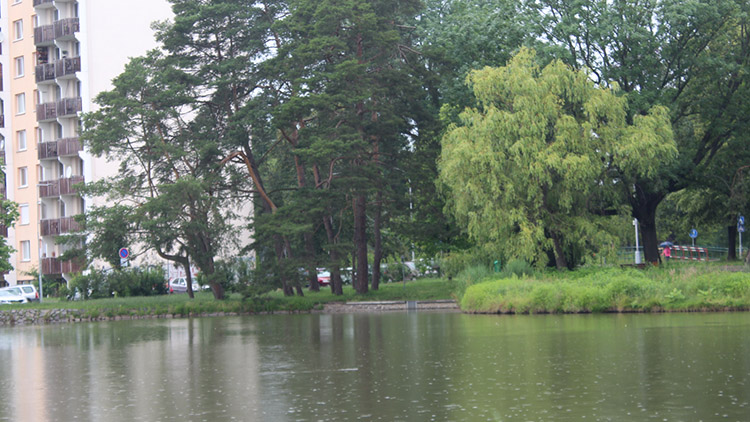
[70,267,167,300]
[501,259,534,278]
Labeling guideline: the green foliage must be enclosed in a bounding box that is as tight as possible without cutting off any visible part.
[452,264,493,298]
[439,48,675,269]
[70,268,167,300]
[439,245,502,278]
[501,259,534,278]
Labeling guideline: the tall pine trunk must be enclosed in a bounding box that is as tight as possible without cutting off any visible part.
[323,215,344,295]
[354,194,368,294]
[372,191,383,290]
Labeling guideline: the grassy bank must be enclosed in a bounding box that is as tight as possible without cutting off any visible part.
[5,278,453,319]
[459,264,750,313]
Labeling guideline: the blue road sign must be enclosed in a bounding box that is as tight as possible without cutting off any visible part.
[740,225,746,233]
[118,248,130,259]
[689,229,698,239]
[740,216,745,225]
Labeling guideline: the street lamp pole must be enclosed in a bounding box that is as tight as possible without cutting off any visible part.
[633,218,641,264]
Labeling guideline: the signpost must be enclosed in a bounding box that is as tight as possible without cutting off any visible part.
[119,247,130,267]
[633,219,641,264]
[739,216,745,258]
[689,229,698,247]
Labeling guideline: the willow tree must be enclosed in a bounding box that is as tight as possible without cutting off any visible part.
[526,0,750,263]
[439,49,676,268]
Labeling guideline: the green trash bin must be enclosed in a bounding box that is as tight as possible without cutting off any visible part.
[493,260,501,272]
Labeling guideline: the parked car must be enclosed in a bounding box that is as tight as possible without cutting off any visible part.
[0,289,28,304]
[317,270,331,286]
[12,285,39,302]
[168,277,201,294]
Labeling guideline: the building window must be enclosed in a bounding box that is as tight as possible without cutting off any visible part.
[16,93,25,115]
[20,241,30,262]
[17,130,26,151]
[18,167,28,188]
[19,204,29,225]
[14,56,24,78]
[13,20,22,41]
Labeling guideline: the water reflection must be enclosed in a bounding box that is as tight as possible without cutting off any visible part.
[0,313,747,421]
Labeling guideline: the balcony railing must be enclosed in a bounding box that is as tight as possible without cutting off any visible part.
[0,114,4,128]
[35,63,56,83]
[54,18,80,40]
[41,257,83,275]
[36,102,58,122]
[38,141,58,160]
[39,176,84,198]
[58,137,82,156]
[34,25,56,46]
[39,180,60,198]
[56,97,82,118]
[54,57,81,78]
[33,0,55,6]
[41,216,81,236]
[60,175,84,195]
[38,137,81,160]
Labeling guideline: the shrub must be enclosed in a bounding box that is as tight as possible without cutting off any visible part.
[501,259,534,278]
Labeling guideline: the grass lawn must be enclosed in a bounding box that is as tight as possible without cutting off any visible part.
[3,278,455,319]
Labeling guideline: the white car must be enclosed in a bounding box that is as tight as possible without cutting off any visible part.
[168,277,201,293]
[0,289,28,304]
[12,285,39,302]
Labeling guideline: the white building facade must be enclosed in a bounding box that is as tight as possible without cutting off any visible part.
[0,0,173,285]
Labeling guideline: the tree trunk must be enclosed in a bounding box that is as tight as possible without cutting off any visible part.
[274,234,294,296]
[372,191,383,290]
[183,258,195,299]
[305,232,320,292]
[204,257,225,300]
[630,189,664,264]
[551,232,568,270]
[728,225,738,261]
[323,214,344,295]
[354,194,368,294]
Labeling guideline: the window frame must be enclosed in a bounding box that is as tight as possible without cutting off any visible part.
[16,93,25,115]
[18,166,28,188]
[14,56,24,78]
[21,241,31,262]
[13,20,23,41]
[19,204,29,225]
[17,130,26,151]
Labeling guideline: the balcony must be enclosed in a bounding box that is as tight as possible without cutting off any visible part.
[54,18,80,41]
[41,216,81,237]
[54,57,81,79]
[34,25,56,46]
[41,257,83,275]
[39,176,84,198]
[58,137,82,156]
[60,175,84,195]
[33,0,55,7]
[39,180,60,198]
[35,63,56,83]
[36,102,58,122]
[56,97,82,118]
[38,141,59,160]
[38,137,81,160]
[0,114,4,128]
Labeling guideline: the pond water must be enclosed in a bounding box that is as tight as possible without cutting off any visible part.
[0,312,748,421]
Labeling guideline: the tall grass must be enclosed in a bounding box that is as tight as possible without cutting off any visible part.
[461,265,750,313]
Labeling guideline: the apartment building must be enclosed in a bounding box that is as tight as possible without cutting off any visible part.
[0,0,172,285]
